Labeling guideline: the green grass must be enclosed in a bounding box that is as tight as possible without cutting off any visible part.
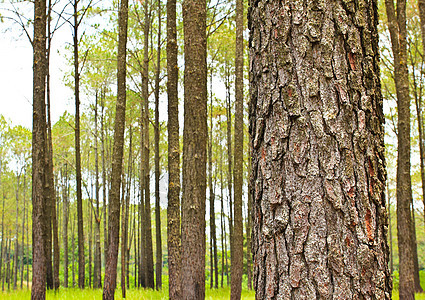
[0,286,255,299]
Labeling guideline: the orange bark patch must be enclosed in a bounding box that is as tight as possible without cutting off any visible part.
[365,208,373,242]
[348,52,356,71]
[288,87,292,98]
[348,186,355,198]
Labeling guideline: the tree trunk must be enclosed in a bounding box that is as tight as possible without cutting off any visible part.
[63,166,69,288]
[154,0,162,290]
[94,92,102,289]
[181,0,207,296]
[220,136,224,288]
[384,0,414,298]
[101,91,108,275]
[142,0,155,289]
[411,201,423,292]
[231,0,244,295]
[246,153,252,290]
[31,0,48,295]
[20,173,25,289]
[225,74,233,256]
[72,213,76,288]
[13,173,20,290]
[102,0,128,297]
[73,0,85,288]
[249,0,391,298]
[166,0,181,292]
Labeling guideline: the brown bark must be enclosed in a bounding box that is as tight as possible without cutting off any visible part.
[31,0,48,295]
[411,201,422,292]
[246,152,252,290]
[13,173,20,290]
[73,0,85,288]
[249,0,391,298]
[154,0,162,290]
[384,0,414,298]
[181,0,207,296]
[231,0,244,295]
[166,0,181,292]
[101,91,108,275]
[102,0,128,297]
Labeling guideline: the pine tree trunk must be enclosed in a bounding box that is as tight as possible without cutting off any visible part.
[225,77,233,256]
[154,0,162,290]
[246,153,252,291]
[101,92,108,275]
[384,0,415,298]
[31,0,48,295]
[220,139,224,288]
[249,0,391,298]
[63,167,69,288]
[13,174,20,290]
[94,92,102,289]
[231,0,244,294]
[181,0,207,296]
[166,0,181,292]
[73,0,85,288]
[102,0,129,297]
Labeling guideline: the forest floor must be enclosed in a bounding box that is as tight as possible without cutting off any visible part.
[1,286,425,299]
[0,286,256,299]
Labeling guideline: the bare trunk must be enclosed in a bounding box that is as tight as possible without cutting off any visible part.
[181,0,207,296]
[102,0,128,296]
[63,166,69,288]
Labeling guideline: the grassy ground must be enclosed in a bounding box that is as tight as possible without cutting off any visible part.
[0,286,256,299]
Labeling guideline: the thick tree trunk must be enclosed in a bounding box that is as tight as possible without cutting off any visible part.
[181,0,207,296]
[166,0,181,293]
[154,0,162,290]
[102,0,128,297]
[31,0,48,296]
[73,0,85,288]
[384,0,415,299]
[249,0,391,298]
[231,0,244,295]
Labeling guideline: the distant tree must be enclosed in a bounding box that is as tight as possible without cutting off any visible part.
[249,0,391,298]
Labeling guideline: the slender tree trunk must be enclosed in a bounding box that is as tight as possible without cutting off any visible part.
[181,0,207,296]
[63,166,69,288]
[13,173,20,290]
[73,0,85,288]
[154,0,162,290]
[225,72,233,265]
[102,0,128,296]
[385,0,415,298]
[101,91,108,274]
[142,0,155,288]
[6,236,10,290]
[31,0,48,295]
[94,92,102,289]
[387,182,393,275]
[72,213,75,288]
[88,187,93,288]
[411,201,422,292]
[166,0,181,292]
[249,0,391,298]
[208,80,214,290]
[246,153,252,290]
[21,172,26,289]
[231,0,244,294]
[220,137,224,288]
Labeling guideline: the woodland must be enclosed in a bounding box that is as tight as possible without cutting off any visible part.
[1,0,425,299]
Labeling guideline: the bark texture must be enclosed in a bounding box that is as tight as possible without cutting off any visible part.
[32,0,47,296]
[102,0,128,297]
[181,0,207,296]
[166,0,181,293]
[384,0,414,298]
[231,0,244,295]
[249,0,391,298]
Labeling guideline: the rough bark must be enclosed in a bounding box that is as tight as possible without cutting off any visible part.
[249,0,391,298]
[102,0,128,297]
[154,0,162,290]
[181,0,207,296]
[31,0,47,295]
[166,0,181,292]
[231,0,244,295]
[384,0,414,298]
